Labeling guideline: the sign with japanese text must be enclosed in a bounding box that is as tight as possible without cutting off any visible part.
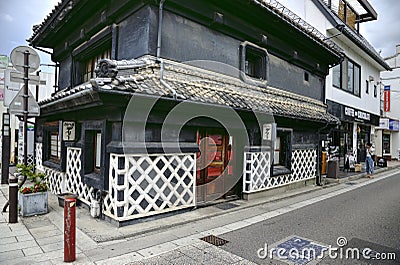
[389,119,399,132]
[379,118,389,130]
[384,85,390,112]
[62,121,76,141]
[0,85,4,101]
[262,124,273,140]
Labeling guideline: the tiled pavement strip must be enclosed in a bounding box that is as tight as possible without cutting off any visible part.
[0,162,399,265]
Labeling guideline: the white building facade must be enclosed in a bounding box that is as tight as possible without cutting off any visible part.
[378,45,400,160]
[279,0,391,167]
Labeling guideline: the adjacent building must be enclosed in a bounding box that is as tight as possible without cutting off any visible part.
[377,45,400,160]
[279,0,391,168]
[29,0,343,225]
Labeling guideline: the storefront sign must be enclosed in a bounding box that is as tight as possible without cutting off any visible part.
[378,118,389,130]
[378,118,399,131]
[384,85,390,112]
[327,98,380,126]
[389,119,399,132]
[262,123,273,140]
[344,106,370,122]
[62,121,76,141]
[0,86,4,101]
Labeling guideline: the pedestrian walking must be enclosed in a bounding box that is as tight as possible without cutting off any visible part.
[365,142,374,178]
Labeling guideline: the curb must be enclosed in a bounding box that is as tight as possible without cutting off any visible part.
[93,187,322,243]
[323,165,398,185]
[93,165,400,243]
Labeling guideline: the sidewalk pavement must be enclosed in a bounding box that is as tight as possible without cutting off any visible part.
[1,161,399,265]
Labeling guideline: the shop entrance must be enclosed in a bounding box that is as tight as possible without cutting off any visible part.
[356,125,371,162]
[331,123,353,169]
[196,129,237,204]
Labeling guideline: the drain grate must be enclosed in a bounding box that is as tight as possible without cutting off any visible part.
[200,235,229,246]
[345,182,357,186]
[215,202,240,210]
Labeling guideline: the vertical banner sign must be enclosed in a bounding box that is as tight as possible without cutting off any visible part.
[384,85,390,112]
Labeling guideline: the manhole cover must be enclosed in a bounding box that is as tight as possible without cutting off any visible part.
[200,235,229,246]
[215,202,240,210]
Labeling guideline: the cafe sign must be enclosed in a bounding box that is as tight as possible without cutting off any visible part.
[344,106,370,122]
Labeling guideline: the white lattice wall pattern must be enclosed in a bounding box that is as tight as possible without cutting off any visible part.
[104,153,196,222]
[243,152,271,192]
[291,149,317,181]
[66,147,94,205]
[243,149,316,193]
[35,143,43,171]
[44,167,66,195]
[34,146,94,205]
[17,155,34,166]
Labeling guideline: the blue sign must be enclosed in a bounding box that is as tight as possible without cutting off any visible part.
[389,119,399,131]
[384,85,390,91]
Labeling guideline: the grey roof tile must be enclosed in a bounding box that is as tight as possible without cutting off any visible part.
[39,58,339,124]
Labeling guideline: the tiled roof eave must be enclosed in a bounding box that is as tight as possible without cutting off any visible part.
[39,60,337,125]
[29,0,75,44]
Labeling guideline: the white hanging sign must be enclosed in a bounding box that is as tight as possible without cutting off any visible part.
[62,121,76,141]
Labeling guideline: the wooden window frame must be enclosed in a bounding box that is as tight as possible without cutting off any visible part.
[81,120,108,190]
[81,48,111,83]
[272,128,292,176]
[42,121,65,171]
[72,26,112,85]
[239,41,269,86]
[93,131,102,173]
[245,46,267,80]
[49,131,61,162]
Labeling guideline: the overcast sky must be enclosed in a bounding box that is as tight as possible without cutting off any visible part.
[359,0,400,57]
[0,0,399,70]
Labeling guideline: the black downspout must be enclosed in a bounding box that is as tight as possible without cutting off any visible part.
[156,0,184,100]
[55,62,59,93]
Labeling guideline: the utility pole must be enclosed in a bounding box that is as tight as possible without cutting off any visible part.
[23,51,29,166]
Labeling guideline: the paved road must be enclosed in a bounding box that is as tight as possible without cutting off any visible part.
[2,168,399,264]
[218,172,400,264]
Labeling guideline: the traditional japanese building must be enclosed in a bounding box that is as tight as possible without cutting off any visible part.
[29,0,342,225]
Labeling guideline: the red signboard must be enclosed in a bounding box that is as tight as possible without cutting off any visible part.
[384,85,390,112]
[0,86,4,101]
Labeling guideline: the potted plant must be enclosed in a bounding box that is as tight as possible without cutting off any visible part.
[17,164,49,217]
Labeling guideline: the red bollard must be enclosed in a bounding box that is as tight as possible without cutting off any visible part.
[64,197,76,262]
